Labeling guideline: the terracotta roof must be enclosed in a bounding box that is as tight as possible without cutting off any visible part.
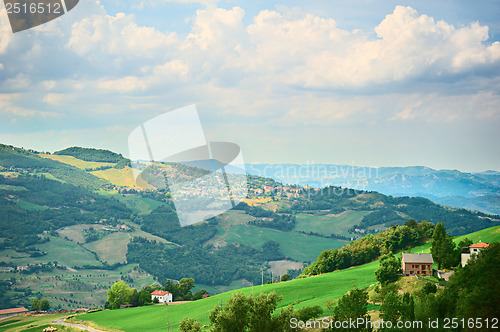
[151,290,170,296]
[402,253,434,264]
[470,242,489,248]
[0,307,29,315]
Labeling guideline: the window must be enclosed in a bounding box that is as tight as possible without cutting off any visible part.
[415,264,419,268]
[412,265,414,268]
[422,265,426,270]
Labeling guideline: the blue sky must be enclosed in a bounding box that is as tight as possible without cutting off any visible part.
[0,0,499,172]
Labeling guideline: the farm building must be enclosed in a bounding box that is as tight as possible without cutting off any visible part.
[461,242,489,267]
[401,253,433,276]
[151,290,173,303]
[0,307,29,319]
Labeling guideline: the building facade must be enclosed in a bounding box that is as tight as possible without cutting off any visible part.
[461,242,489,267]
[151,290,173,303]
[402,253,433,276]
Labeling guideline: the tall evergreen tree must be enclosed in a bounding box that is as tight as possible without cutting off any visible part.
[430,223,455,269]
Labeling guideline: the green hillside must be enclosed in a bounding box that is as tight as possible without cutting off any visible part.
[77,225,500,332]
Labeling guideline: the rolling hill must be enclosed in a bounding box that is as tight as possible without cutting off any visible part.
[1,143,500,312]
[25,225,500,332]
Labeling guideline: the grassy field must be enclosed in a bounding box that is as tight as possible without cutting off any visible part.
[294,210,371,237]
[83,223,176,265]
[117,195,166,214]
[220,224,346,262]
[40,154,115,170]
[76,225,500,332]
[0,314,73,332]
[90,168,155,190]
[79,260,379,332]
[1,236,100,268]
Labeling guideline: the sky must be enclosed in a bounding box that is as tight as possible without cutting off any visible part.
[0,0,499,172]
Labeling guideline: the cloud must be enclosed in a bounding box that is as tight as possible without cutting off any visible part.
[67,12,178,59]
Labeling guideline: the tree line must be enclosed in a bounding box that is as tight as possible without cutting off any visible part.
[301,220,435,277]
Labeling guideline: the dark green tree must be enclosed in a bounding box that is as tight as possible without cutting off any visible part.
[209,291,298,332]
[281,274,291,282]
[179,317,202,332]
[129,288,139,307]
[40,298,50,311]
[430,223,455,269]
[380,291,401,322]
[138,289,152,306]
[443,242,500,319]
[375,254,400,285]
[31,298,40,311]
[331,288,371,331]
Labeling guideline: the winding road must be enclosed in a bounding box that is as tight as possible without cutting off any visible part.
[51,318,105,332]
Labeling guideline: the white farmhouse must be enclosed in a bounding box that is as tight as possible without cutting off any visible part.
[151,290,173,303]
[461,242,489,267]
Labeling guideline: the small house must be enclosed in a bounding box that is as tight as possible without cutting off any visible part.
[151,290,173,303]
[402,253,433,276]
[461,242,489,267]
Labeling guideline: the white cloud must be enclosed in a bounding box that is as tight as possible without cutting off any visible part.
[67,12,177,59]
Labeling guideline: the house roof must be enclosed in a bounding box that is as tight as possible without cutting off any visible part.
[470,242,489,248]
[0,307,29,315]
[151,290,171,296]
[402,253,434,264]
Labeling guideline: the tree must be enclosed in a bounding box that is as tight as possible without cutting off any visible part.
[430,223,455,269]
[179,317,202,332]
[325,300,336,317]
[280,274,291,282]
[138,289,152,306]
[192,289,209,300]
[40,298,50,311]
[209,291,299,332]
[443,242,500,319]
[375,253,400,285]
[331,288,371,332]
[129,288,139,307]
[107,281,132,309]
[31,298,40,311]
[296,306,322,321]
[380,291,401,322]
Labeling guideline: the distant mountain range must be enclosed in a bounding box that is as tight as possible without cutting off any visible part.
[245,164,500,215]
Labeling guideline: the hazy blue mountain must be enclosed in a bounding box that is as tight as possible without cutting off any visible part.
[245,164,500,214]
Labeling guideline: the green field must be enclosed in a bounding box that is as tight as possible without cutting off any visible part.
[221,224,346,262]
[1,236,100,268]
[16,199,49,211]
[83,223,176,265]
[79,260,379,332]
[295,210,371,237]
[117,195,166,214]
[0,314,72,332]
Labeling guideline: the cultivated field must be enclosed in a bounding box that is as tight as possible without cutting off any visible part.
[294,210,371,237]
[221,224,345,262]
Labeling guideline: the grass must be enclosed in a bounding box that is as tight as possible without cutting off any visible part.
[216,224,346,262]
[0,184,27,191]
[117,195,166,214]
[294,210,371,237]
[83,223,176,264]
[16,199,48,211]
[77,225,500,332]
[90,168,155,190]
[79,260,379,332]
[1,236,100,268]
[40,154,115,170]
[0,313,69,332]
